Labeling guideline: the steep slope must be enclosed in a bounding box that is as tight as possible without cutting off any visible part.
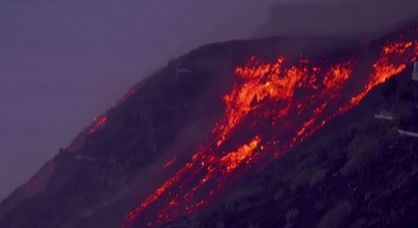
[120,23,418,228]
[1,20,418,228]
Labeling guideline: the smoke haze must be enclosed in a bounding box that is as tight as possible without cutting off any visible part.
[252,0,418,38]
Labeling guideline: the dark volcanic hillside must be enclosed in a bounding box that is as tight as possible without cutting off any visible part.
[1,20,418,228]
[160,66,418,228]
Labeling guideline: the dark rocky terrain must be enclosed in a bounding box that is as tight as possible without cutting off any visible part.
[1,12,418,228]
[160,51,418,228]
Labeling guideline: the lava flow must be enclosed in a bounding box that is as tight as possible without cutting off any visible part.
[120,28,418,228]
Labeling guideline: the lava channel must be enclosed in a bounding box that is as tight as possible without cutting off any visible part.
[120,31,418,228]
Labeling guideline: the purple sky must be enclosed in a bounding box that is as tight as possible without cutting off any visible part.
[0,0,279,200]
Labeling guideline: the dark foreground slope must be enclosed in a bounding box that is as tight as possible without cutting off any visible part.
[1,20,418,228]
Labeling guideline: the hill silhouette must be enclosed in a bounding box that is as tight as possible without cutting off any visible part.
[1,12,418,228]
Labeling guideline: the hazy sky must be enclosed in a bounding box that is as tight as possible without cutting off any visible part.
[0,0,278,200]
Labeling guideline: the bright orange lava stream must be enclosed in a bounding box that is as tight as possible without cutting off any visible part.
[120,32,418,228]
[66,115,107,152]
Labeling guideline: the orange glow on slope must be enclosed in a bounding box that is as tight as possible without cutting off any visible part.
[28,86,134,195]
[67,79,145,152]
[161,157,177,170]
[90,116,107,133]
[155,157,178,174]
[24,161,55,195]
[121,55,357,227]
[349,41,417,105]
[67,83,146,153]
[121,137,260,227]
[117,89,136,105]
[220,137,260,173]
[121,34,418,227]
[66,115,107,152]
[154,137,260,223]
[114,28,418,227]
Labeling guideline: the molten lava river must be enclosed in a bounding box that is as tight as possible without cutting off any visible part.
[117,31,418,227]
[18,28,414,227]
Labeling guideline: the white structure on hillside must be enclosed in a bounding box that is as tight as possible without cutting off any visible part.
[374,110,394,121]
[413,61,418,81]
[398,129,418,138]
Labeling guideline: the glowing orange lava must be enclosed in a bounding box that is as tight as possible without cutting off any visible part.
[220,136,261,173]
[120,29,418,228]
[66,115,107,152]
[161,157,177,170]
[349,41,417,106]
